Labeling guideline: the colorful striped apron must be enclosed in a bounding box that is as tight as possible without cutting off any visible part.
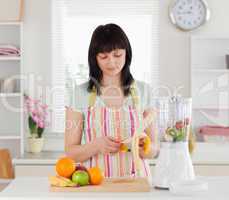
[81,82,152,180]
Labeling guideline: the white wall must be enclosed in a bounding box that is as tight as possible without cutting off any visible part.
[22,0,53,141]
[23,0,229,98]
[21,0,229,151]
[159,0,229,97]
[23,0,51,98]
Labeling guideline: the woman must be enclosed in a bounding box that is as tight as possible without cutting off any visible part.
[65,23,158,182]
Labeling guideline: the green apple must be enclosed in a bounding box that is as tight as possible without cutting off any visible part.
[71,170,89,186]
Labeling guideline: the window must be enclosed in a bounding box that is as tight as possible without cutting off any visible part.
[51,0,159,134]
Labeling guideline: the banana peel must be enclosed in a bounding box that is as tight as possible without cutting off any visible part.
[49,176,77,187]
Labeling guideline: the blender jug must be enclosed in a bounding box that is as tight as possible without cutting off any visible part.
[153,97,195,189]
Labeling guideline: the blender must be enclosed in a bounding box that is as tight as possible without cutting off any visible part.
[153,97,195,189]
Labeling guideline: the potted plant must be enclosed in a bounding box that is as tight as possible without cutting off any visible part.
[24,94,49,153]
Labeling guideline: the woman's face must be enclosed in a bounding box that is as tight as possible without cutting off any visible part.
[96,49,126,77]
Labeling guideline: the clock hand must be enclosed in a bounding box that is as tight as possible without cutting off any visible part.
[179,11,192,14]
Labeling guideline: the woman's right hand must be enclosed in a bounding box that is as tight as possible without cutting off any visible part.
[94,136,121,155]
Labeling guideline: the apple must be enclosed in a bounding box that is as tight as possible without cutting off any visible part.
[175,121,184,129]
[75,164,88,173]
[72,170,89,186]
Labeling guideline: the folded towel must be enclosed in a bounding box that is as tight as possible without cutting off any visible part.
[199,125,229,136]
[0,44,20,56]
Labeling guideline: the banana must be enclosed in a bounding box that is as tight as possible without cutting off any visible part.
[49,176,77,187]
[143,135,151,155]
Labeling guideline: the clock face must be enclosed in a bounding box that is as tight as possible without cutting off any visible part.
[170,0,210,31]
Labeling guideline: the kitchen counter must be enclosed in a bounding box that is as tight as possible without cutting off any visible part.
[13,151,64,165]
[13,142,229,166]
[0,176,229,199]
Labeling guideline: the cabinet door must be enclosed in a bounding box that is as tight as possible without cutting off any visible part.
[16,164,229,177]
[15,165,56,177]
[194,165,229,176]
[150,165,229,176]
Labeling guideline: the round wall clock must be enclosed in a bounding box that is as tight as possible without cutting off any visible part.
[169,0,210,31]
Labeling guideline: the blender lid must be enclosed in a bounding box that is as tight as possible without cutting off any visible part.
[152,96,192,103]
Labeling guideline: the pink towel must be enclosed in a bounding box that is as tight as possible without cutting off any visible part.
[0,45,20,56]
[199,125,229,136]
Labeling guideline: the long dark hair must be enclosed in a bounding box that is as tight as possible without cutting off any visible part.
[87,23,134,96]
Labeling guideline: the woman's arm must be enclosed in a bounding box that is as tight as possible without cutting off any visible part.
[64,108,99,163]
[65,108,121,163]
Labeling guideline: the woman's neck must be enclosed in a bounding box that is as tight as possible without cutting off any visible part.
[101,74,121,88]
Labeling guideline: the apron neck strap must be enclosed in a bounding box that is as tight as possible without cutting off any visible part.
[88,81,139,107]
[88,85,97,107]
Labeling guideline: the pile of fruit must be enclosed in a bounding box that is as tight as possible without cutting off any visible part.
[164,118,191,142]
[49,157,104,187]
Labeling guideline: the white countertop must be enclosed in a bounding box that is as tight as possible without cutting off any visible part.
[13,143,229,166]
[13,151,64,165]
[0,176,229,199]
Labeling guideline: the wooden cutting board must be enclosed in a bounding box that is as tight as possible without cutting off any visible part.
[50,177,151,192]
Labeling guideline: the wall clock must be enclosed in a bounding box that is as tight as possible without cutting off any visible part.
[169,0,210,31]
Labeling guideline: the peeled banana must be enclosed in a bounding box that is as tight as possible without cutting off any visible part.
[143,135,151,155]
[49,176,77,187]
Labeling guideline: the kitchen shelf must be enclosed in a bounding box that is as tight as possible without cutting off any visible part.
[191,36,229,40]
[0,22,22,26]
[0,22,23,158]
[193,107,229,110]
[0,93,22,97]
[0,56,20,61]
[192,69,229,73]
[0,136,21,140]
[191,36,229,142]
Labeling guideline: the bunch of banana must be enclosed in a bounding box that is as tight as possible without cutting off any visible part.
[49,176,77,187]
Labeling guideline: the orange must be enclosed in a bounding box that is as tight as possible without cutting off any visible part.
[88,167,104,185]
[55,157,75,178]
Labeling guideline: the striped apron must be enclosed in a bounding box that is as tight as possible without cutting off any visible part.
[81,82,152,180]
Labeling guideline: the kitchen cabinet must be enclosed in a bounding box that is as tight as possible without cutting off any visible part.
[15,165,55,177]
[13,150,229,177]
[190,36,229,142]
[14,164,229,177]
[0,22,24,158]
